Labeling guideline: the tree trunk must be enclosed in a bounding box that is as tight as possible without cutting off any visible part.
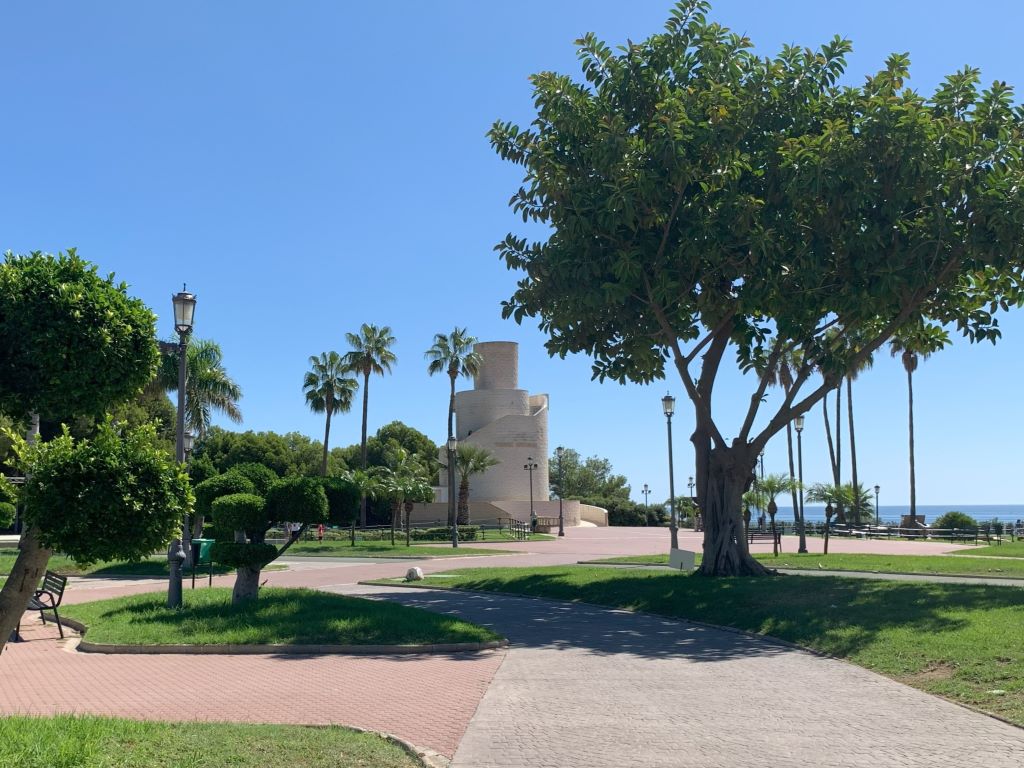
[191,515,205,542]
[232,566,261,604]
[321,401,332,477]
[404,502,412,547]
[359,371,370,526]
[391,500,399,545]
[834,380,844,522]
[0,526,53,653]
[695,443,772,577]
[847,376,859,524]
[457,475,470,525]
[823,394,838,486]
[908,367,916,523]
[447,370,457,529]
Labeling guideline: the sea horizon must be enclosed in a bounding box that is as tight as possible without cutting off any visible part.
[770,504,1024,524]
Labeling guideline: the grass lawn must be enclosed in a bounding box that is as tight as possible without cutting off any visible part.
[0,551,238,578]
[62,586,501,647]
[956,540,1024,558]
[0,715,419,768]
[287,540,517,558]
[592,551,1024,579]
[385,565,1024,726]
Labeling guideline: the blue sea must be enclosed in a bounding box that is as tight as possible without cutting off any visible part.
[773,504,1024,524]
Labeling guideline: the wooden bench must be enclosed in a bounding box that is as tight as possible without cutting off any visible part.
[16,570,68,640]
[747,529,781,546]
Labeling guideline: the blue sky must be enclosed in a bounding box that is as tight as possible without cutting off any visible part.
[2,1,1022,506]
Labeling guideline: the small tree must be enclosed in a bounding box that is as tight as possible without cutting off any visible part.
[194,471,258,540]
[743,474,797,556]
[455,444,500,525]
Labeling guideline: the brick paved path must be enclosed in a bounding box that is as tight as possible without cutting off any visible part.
[344,585,1024,768]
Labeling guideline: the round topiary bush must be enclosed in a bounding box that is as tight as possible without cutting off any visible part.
[0,501,14,529]
[264,477,328,525]
[194,472,257,520]
[210,493,266,535]
[933,511,978,530]
[228,463,279,497]
[210,541,278,570]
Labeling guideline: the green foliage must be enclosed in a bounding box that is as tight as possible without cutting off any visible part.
[0,250,159,422]
[933,511,979,530]
[159,338,242,436]
[194,472,257,520]
[106,381,177,452]
[211,493,266,534]
[0,502,14,529]
[336,421,438,472]
[210,542,278,570]
[550,448,629,501]
[229,462,280,497]
[320,476,361,526]
[187,453,218,485]
[411,526,480,541]
[583,496,645,526]
[21,421,192,564]
[264,477,329,525]
[0,476,16,505]
[195,427,339,477]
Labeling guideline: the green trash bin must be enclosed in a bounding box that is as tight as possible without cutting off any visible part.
[190,538,216,588]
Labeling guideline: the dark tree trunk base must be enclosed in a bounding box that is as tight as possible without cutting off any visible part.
[232,566,261,604]
[0,527,53,653]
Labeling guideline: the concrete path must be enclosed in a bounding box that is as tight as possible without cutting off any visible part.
[345,584,1024,768]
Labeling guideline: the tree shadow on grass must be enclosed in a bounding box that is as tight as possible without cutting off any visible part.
[359,570,1024,664]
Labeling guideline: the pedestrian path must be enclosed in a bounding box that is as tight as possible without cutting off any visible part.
[344,584,1024,768]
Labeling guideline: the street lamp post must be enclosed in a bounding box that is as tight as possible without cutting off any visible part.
[874,484,880,526]
[556,446,565,537]
[662,393,678,550]
[168,285,195,609]
[642,483,651,521]
[524,457,539,531]
[795,415,807,554]
[448,436,459,548]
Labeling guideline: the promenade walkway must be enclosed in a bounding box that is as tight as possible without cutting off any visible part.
[2,528,1021,767]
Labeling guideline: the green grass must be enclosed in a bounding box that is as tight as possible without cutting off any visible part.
[0,551,238,577]
[62,587,501,647]
[286,540,517,558]
[956,540,1024,558]
[0,715,419,768]
[386,565,1024,725]
[592,551,1024,579]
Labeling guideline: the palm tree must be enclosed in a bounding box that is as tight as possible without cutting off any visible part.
[760,345,806,551]
[375,445,432,546]
[742,473,796,556]
[160,338,242,437]
[425,328,482,527]
[806,482,844,554]
[845,350,874,524]
[303,351,358,476]
[890,323,949,525]
[455,444,500,525]
[341,324,397,525]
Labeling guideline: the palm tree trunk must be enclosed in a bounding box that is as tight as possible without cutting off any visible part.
[447,371,457,528]
[847,376,859,524]
[359,370,370,526]
[908,366,917,524]
[321,404,332,477]
[834,380,844,522]
[458,475,470,526]
[823,393,838,485]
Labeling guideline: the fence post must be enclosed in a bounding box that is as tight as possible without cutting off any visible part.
[351,520,356,546]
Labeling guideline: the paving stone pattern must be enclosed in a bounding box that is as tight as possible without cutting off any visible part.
[345,585,1024,768]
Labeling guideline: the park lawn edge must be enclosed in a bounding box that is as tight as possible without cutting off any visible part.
[360,574,1024,729]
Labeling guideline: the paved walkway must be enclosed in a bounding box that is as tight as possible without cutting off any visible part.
[345,584,1024,768]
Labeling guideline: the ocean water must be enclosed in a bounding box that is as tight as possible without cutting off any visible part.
[772,504,1024,524]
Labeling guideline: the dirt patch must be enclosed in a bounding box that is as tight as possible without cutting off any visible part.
[904,662,957,682]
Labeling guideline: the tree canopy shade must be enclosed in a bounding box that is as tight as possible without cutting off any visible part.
[0,250,158,422]
[490,1,1024,575]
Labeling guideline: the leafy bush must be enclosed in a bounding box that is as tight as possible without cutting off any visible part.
[194,472,257,519]
[228,462,279,497]
[320,476,360,526]
[22,421,191,563]
[264,477,328,525]
[211,493,266,534]
[0,502,14,529]
[933,511,978,530]
[411,526,479,541]
[0,477,17,505]
[210,541,278,569]
[584,496,646,526]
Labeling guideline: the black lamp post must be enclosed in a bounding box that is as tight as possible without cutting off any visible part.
[642,483,651,516]
[448,435,459,548]
[874,484,880,525]
[168,285,195,609]
[795,414,807,554]
[662,393,678,550]
[687,476,695,530]
[556,446,565,537]
[183,432,194,463]
[524,457,539,530]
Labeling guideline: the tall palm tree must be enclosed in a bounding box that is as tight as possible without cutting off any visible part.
[760,345,806,551]
[341,324,397,525]
[845,349,874,524]
[890,323,949,524]
[303,351,358,476]
[160,338,242,437]
[375,445,432,545]
[425,328,482,526]
[455,444,500,525]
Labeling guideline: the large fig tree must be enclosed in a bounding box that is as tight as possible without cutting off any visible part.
[490,1,1024,575]
[0,250,163,648]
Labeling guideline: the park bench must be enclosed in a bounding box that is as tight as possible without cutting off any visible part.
[747,529,781,546]
[16,570,68,640]
[534,516,560,533]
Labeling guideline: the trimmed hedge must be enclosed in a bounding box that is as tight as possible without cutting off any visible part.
[264,477,328,525]
[411,526,479,541]
[228,462,279,497]
[933,511,979,530]
[211,493,265,533]
[195,472,257,519]
[211,541,278,569]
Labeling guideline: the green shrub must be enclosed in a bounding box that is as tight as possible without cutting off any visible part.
[933,511,978,530]
[211,493,266,534]
[211,541,278,569]
[0,501,14,529]
[321,476,360,526]
[411,526,479,541]
[264,476,328,525]
[229,462,279,497]
[0,477,17,505]
[194,472,257,519]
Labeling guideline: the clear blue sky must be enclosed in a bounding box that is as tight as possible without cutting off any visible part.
[2,1,1022,506]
